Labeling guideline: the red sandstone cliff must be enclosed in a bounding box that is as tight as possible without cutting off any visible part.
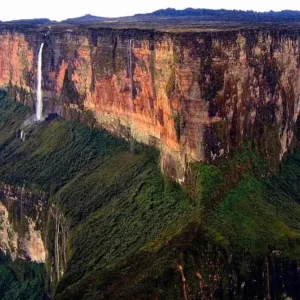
[0,26,299,180]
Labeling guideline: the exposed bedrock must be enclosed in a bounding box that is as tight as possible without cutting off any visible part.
[0,182,47,263]
[0,182,68,288]
[0,26,300,180]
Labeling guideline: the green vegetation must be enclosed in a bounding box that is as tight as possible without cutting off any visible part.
[0,255,47,300]
[187,147,300,259]
[1,91,300,298]
[61,71,81,105]
[139,60,148,73]
[172,111,181,142]
[165,67,175,99]
[200,149,300,259]
[0,92,198,298]
[0,90,30,143]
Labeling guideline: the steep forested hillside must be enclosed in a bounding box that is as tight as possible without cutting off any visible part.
[1,91,300,298]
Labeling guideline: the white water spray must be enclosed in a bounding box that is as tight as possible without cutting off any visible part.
[20,130,26,141]
[36,43,44,121]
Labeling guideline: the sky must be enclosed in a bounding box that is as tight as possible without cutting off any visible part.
[2,0,300,21]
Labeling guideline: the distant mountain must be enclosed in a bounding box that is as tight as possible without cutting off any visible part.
[135,8,300,22]
[3,8,300,27]
[62,14,108,24]
[5,18,53,25]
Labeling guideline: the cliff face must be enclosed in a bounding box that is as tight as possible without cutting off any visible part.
[0,183,47,262]
[2,86,300,299]
[0,26,300,179]
[0,182,68,287]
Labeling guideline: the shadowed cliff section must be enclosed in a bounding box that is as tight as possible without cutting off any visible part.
[1,92,300,298]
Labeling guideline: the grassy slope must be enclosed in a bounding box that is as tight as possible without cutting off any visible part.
[198,149,300,259]
[0,92,198,298]
[1,91,300,298]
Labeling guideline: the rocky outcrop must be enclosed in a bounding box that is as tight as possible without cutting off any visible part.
[0,182,47,262]
[0,26,300,179]
[46,205,68,284]
[0,182,68,289]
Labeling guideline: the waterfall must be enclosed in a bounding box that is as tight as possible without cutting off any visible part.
[52,208,68,282]
[36,43,44,121]
[20,130,26,141]
[55,212,61,281]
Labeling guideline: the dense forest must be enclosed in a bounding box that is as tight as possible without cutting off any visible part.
[0,88,300,298]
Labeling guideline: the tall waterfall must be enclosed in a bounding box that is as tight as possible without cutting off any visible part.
[36,43,44,121]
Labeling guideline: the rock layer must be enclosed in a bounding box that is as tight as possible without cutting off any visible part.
[0,181,68,286]
[0,26,300,179]
[0,183,47,262]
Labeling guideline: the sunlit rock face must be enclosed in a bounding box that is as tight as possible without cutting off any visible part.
[0,182,68,285]
[0,183,47,263]
[0,27,300,180]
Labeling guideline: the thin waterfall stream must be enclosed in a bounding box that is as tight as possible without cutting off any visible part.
[36,43,44,121]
